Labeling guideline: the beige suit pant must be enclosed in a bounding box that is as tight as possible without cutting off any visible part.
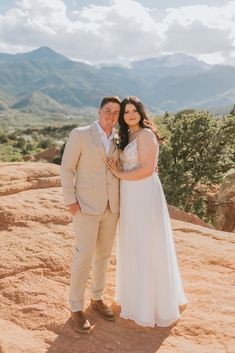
[69,206,119,312]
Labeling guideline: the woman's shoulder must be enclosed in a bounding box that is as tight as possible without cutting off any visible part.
[138,128,157,142]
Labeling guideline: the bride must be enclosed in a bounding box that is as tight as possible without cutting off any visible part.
[107,96,187,327]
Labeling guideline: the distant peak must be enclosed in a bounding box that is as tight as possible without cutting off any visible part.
[21,46,70,62]
[130,53,209,69]
[31,46,55,53]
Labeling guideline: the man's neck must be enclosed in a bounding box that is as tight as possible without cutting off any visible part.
[98,122,113,137]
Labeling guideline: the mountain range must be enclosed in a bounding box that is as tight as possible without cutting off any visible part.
[0,46,234,117]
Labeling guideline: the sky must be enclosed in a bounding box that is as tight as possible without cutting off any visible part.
[0,0,234,66]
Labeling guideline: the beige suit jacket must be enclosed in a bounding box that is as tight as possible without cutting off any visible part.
[60,122,120,215]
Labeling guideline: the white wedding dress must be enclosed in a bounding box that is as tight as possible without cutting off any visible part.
[116,135,187,327]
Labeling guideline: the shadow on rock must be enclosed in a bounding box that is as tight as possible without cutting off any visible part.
[46,305,173,353]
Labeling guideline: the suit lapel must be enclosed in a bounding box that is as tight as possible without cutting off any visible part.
[90,123,106,161]
[107,139,116,157]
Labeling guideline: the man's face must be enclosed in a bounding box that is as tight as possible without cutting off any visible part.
[98,102,120,131]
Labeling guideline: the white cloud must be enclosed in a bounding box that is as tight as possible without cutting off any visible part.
[0,0,234,65]
[163,21,232,54]
[160,2,235,64]
[198,52,229,65]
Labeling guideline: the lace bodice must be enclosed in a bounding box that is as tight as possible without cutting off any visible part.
[121,138,140,171]
[120,135,159,172]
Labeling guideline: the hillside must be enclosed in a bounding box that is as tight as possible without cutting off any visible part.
[0,47,234,122]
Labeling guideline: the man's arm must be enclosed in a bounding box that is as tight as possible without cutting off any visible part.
[60,129,82,209]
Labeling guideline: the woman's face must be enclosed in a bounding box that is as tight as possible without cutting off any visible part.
[123,103,141,127]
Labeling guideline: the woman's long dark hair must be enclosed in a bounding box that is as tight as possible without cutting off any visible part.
[118,96,165,150]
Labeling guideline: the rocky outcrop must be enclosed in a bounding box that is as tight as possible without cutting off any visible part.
[0,162,234,353]
[23,147,60,162]
[208,171,235,232]
[0,162,60,196]
[168,205,213,229]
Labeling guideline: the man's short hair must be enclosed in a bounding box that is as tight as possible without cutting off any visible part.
[100,96,121,108]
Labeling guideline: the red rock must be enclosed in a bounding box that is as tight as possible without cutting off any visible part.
[168,205,213,229]
[208,172,235,233]
[33,147,60,162]
[0,162,234,353]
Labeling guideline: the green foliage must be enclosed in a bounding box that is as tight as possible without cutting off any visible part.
[0,133,8,143]
[14,137,26,149]
[0,144,23,162]
[158,110,235,220]
[0,123,79,162]
[230,104,235,116]
[153,115,171,140]
[38,137,54,149]
[52,143,66,165]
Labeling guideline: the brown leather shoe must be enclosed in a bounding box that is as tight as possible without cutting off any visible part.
[90,299,115,321]
[71,311,92,333]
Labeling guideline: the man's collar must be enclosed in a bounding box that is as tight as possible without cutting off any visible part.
[95,121,116,140]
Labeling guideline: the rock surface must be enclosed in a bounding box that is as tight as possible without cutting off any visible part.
[0,162,234,353]
[168,205,213,229]
[23,147,60,162]
[208,172,235,233]
[0,162,60,196]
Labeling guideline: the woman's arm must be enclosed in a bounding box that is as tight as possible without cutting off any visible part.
[107,129,158,180]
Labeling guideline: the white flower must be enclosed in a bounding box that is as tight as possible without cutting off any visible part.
[113,132,120,149]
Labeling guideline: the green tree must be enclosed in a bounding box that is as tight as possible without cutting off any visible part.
[230,104,235,116]
[52,143,65,165]
[14,137,26,150]
[0,133,8,143]
[158,110,235,219]
[0,144,23,162]
[38,137,54,149]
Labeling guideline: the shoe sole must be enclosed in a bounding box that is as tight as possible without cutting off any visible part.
[91,305,115,321]
[72,324,95,333]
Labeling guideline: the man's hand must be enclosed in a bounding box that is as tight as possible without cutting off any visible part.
[69,202,81,216]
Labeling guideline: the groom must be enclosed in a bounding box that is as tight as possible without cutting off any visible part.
[60,96,121,333]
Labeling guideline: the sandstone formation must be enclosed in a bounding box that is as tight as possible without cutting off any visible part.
[0,162,234,353]
[208,171,235,233]
[23,147,60,163]
[168,205,213,229]
[0,162,60,196]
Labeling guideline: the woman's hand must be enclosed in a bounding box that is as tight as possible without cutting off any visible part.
[106,157,121,177]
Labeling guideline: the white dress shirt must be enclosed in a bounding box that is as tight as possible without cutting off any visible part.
[95,121,115,155]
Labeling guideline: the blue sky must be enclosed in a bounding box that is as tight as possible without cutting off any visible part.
[0,0,234,65]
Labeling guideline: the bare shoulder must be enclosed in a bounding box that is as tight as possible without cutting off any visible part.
[138,128,157,144]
